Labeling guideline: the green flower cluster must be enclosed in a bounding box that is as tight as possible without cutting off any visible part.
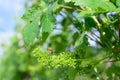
[33,48,76,68]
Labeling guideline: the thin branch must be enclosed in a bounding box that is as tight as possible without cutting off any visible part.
[92,55,113,67]
[104,60,120,63]
[87,35,98,42]
[87,34,102,46]
[118,14,120,41]
[57,4,82,12]
[91,32,100,39]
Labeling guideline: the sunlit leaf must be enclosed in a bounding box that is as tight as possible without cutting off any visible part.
[116,0,120,7]
[41,10,56,33]
[22,21,39,45]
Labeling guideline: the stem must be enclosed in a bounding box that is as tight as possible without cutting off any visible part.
[57,4,82,12]
[92,16,101,27]
[93,54,113,67]
[118,14,120,41]
[104,60,119,63]
[87,35,102,46]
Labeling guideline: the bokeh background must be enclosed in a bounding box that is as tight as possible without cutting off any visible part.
[0,1,120,80]
[0,0,24,56]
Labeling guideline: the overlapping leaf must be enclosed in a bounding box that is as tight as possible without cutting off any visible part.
[116,0,120,7]
[77,10,96,17]
[22,7,41,45]
[41,9,56,32]
[22,21,40,45]
[74,0,116,17]
[75,0,116,10]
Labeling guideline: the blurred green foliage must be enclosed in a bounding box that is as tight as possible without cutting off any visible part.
[0,0,120,80]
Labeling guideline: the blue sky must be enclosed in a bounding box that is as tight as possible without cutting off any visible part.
[0,0,24,31]
[0,0,24,56]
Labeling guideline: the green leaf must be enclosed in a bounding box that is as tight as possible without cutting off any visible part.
[116,0,120,7]
[22,5,42,45]
[84,17,97,31]
[114,8,120,13]
[75,32,87,48]
[103,1,116,11]
[76,0,116,17]
[77,10,96,17]
[43,0,55,4]
[75,0,116,11]
[22,21,39,45]
[41,10,56,33]
[39,32,49,44]
[22,6,41,22]
[64,0,71,2]
[75,0,101,9]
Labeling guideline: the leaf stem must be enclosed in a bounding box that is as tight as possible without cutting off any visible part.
[57,4,82,12]
[118,14,120,41]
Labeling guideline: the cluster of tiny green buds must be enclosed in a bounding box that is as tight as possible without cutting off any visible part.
[33,48,76,68]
